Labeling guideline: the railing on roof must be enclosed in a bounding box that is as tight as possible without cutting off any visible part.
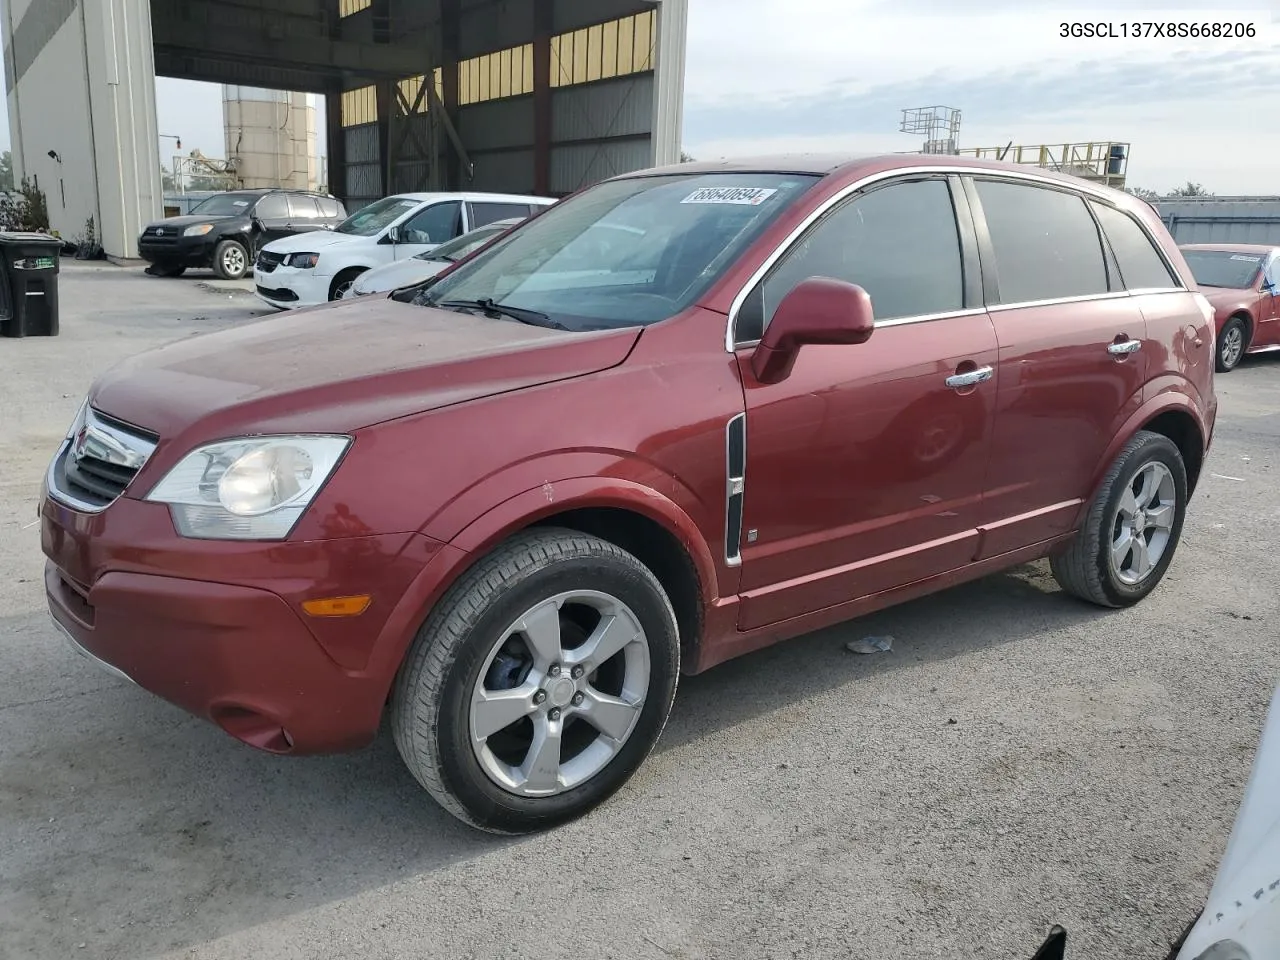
[951,141,1131,187]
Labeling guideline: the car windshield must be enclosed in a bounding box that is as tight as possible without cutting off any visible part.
[188,194,259,217]
[1183,249,1266,288]
[335,196,423,237]
[417,173,820,330]
[415,223,511,262]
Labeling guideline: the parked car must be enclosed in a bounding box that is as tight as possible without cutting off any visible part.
[344,217,526,300]
[138,189,346,281]
[1179,244,1280,372]
[254,192,554,308]
[42,154,1216,834]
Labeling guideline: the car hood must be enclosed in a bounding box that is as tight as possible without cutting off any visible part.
[352,257,450,295]
[1178,685,1280,959]
[89,297,641,444]
[263,230,358,254]
[145,214,236,230]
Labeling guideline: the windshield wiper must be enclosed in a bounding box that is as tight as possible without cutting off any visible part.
[437,298,567,330]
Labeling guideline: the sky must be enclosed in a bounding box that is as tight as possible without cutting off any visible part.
[3,0,1278,195]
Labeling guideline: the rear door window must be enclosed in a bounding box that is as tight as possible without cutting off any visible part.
[254,194,289,220]
[742,178,966,340]
[318,198,344,219]
[470,202,534,228]
[1089,201,1179,290]
[287,195,321,220]
[973,179,1109,304]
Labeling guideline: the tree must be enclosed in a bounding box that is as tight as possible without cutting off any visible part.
[1169,181,1213,198]
[0,151,13,192]
[679,151,696,163]
[1125,186,1160,201]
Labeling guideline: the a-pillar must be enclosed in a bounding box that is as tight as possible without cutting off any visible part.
[1,0,163,260]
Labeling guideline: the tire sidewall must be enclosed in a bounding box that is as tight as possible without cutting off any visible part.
[330,269,363,301]
[425,552,679,832]
[1093,435,1188,605]
[1217,317,1246,372]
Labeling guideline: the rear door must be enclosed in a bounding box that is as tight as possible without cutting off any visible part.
[317,197,346,230]
[734,175,999,630]
[286,195,326,234]
[1259,251,1280,346]
[965,176,1148,557]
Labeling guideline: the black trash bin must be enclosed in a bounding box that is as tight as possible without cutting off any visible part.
[0,232,62,337]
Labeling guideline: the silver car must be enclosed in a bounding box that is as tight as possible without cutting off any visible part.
[344,217,524,299]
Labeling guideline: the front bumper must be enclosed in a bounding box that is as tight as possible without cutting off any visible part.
[252,265,332,310]
[138,235,216,267]
[41,492,446,754]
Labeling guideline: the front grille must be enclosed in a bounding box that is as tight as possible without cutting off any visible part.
[48,408,158,513]
[257,285,298,302]
[256,251,284,273]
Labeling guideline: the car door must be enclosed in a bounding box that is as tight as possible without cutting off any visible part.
[252,193,293,250]
[393,200,464,260]
[963,176,1149,557]
[286,195,327,234]
[733,175,999,631]
[317,197,346,231]
[1257,250,1280,346]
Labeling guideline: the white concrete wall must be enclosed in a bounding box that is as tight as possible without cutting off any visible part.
[1,0,162,259]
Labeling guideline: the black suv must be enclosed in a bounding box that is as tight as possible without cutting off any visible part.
[138,189,347,281]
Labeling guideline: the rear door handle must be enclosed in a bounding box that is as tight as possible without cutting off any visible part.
[945,366,994,389]
[1108,339,1142,356]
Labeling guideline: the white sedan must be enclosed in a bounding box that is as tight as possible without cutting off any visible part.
[344,217,525,300]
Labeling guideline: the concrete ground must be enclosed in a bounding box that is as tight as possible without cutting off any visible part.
[1,261,1277,960]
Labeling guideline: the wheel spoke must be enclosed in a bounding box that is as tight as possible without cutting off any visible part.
[1133,465,1159,509]
[518,600,563,668]
[1111,530,1134,572]
[519,715,563,793]
[1145,503,1175,532]
[581,687,643,741]
[1130,535,1154,579]
[472,686,536,740]
[1116,486,1139,522]
[570,614,636,671]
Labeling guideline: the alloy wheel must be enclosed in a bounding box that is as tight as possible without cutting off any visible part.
[1109,461,1177,586]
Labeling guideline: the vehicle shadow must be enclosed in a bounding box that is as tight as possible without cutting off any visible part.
[0,561,1111,959]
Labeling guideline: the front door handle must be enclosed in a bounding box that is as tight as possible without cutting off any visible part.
[1108,339,1142,356]
[945,366,994,389]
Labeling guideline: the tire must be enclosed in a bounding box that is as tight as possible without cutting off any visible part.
[1216,316,1249,373]
[392,528,681,834]
[212,240,249,280]
[146,263,186,278]
[329,269,364,301]
[1050,430,1188,608]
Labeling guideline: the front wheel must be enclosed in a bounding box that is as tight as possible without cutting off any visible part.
[1050,430,1188,608]
[212,240,249,280]
[392,529,681,834]
[1216,316,1249,373]
[329,269,365,301]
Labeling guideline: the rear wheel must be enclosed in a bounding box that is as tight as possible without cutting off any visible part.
[1216,316,1249,372]
[329,268,365,301]
[212,240,249,280]
[392,528,681,834]
[1050,430,1188,608]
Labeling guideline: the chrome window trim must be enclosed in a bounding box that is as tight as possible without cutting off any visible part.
[730,306,990,351]
[724,163,1189,352]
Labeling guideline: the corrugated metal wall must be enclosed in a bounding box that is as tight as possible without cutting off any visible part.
[1156,200,1280,246]
[344,123,382,210]
[549,74,653,195]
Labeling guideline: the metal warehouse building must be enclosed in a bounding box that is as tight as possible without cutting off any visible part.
[1155,198,1280,246]
[0,0,688,260]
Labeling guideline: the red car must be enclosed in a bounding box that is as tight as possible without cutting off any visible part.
[1180,243,1280,372]
[42,155,1217,833]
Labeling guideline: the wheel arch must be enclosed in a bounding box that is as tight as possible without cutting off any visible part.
[1225,310,1254,348]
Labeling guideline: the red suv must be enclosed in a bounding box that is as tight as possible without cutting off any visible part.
[41,155,1217,833]
[1179,243,1280,372]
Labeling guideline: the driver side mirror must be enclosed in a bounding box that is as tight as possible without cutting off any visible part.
[387,226,401,244]
[751,277,875,384]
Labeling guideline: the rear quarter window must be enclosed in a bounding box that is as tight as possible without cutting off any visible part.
[974,179,1109,304]
[1090,201,1179,290]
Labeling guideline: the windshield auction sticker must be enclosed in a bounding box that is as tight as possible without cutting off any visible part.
[682,187,779,206]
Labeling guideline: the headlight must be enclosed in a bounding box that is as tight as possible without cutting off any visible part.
[286,253,320,269]
[145,435,350,540]
[184,224,214,237]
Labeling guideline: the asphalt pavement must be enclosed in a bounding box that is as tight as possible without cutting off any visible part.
[1,262,1277,960]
